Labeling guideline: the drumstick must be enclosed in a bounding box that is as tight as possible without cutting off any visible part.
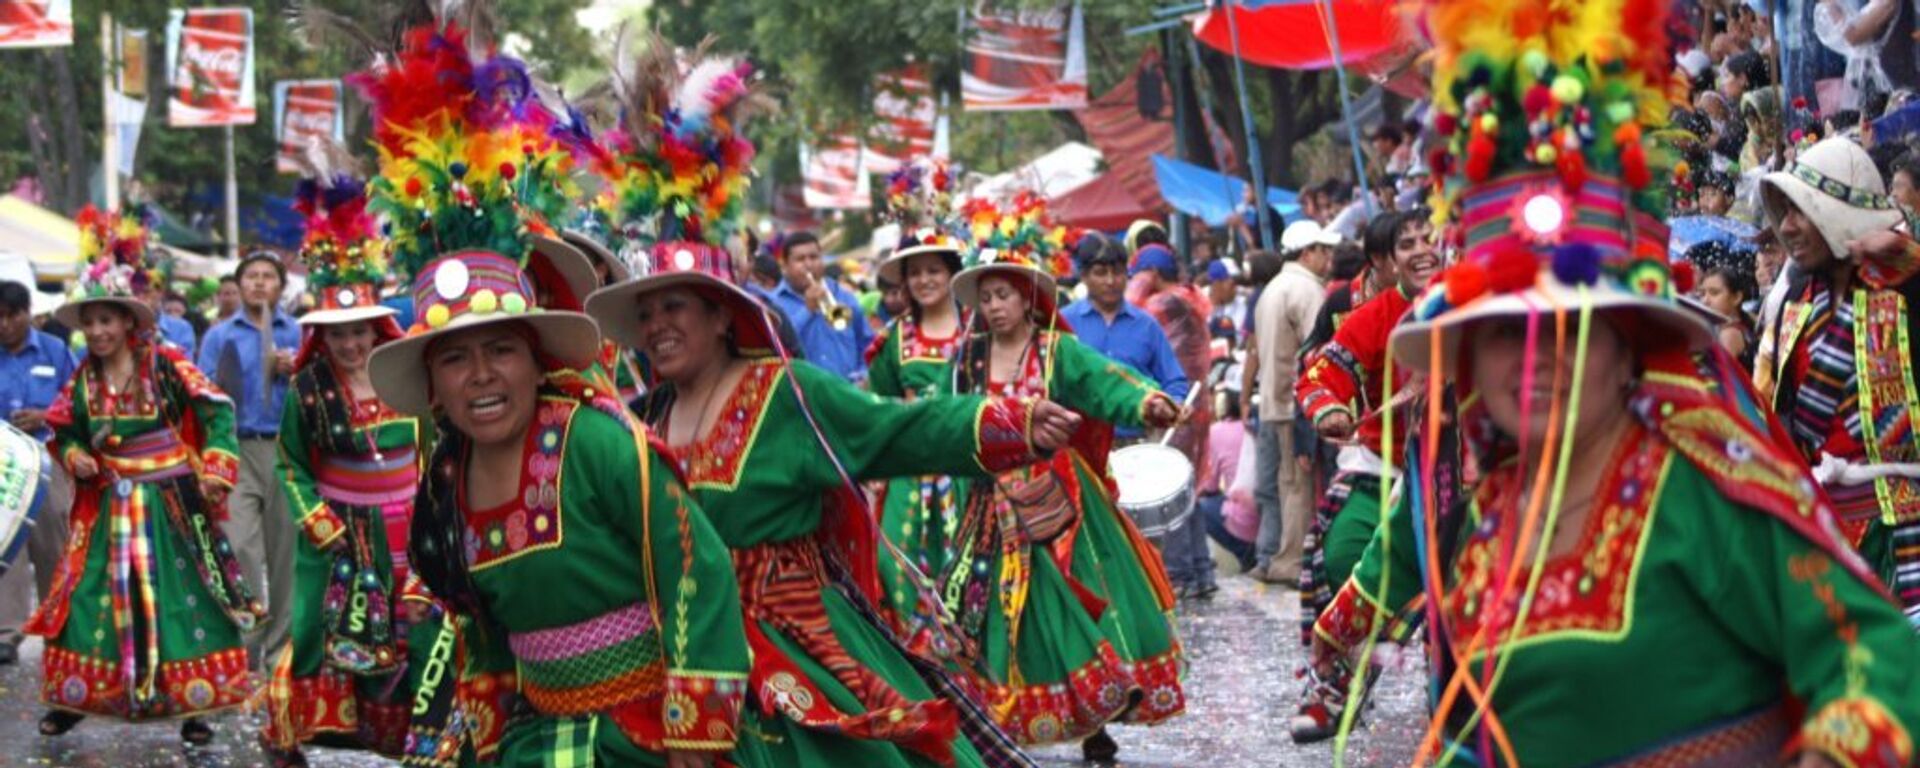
[1157,385,1205,447]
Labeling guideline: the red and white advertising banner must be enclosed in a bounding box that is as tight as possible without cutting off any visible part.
[863,64,942,175]
[802,138,872,211]
[962,2,1086,112]
[273,80,344,174]
[0,0,70,49]
[165,7,256,127]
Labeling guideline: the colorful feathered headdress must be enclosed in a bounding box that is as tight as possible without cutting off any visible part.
[350,22,582,283]
[72,205,155,302]
[289,140,388,318]
[1395,0,1707,365]
[877,157,970,283]
[596,29,767,258]
[958,193,1076,282]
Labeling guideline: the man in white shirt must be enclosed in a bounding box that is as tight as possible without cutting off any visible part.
[1246,220,1338,583]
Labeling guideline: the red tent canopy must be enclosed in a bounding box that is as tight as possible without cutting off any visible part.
[1192,0,1406,71]
[1052,173,1160,232]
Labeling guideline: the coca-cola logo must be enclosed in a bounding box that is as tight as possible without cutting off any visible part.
[180,37,243,80]
[284,107,334,134]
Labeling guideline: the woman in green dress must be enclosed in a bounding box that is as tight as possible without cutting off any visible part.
[588,227,1085,768]
[30,206,261,745]
[867,227,973,636]
[942,212,1187,760]
[1307,1,1920,763]
[259,172,433,766]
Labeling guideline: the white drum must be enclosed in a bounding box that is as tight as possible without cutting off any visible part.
[0,422,45,577]
[1109,443,1195,538]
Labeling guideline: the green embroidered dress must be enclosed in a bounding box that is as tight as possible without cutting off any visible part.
[645,357,1046,768]
[263,357,433,755]
[1314,377,1920,767]
[868,315,969,636]
[29,344,261,720]
[409,393,756,767]
[948,330,1186,742]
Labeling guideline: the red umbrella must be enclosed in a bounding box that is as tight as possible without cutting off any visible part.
[1191,0,1407,71]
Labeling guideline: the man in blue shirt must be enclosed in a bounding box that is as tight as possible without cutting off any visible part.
[765,231,871,382]
[0,281,74,665]
[1061,233,1190,442]
[142,278,198,357]
[196,251,302,670]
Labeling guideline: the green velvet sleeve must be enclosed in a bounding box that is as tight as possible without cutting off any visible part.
[1688,473,1920,767]
[1049,333,1169,428]
[867,326,905,399]
[791,360,1040,482]
[1314,481,1425,654]
[48,372,90,475]
[579,411,749,751]
[273,388,345,550]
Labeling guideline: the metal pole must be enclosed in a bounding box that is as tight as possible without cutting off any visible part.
[1164,30,1192,267]
[102,12,118,211]
[1316,0,1376,218]
[224,125,239,259]
[1221,1,1274,250]
[1183,25,1250,256]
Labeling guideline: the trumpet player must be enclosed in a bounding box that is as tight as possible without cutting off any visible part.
[770,231,874,383]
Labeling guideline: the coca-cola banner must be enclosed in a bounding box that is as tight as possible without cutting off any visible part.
[273,80,343,174]
[0,0,72,49]
[962,2,1087,112]
[863,64,940,176]
[164,7,256,127]
[802,139,872,211]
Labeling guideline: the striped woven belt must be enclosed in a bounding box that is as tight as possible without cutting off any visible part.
[506,602,664,715]
[315,448,419,507]
[1601,701,1792,768]
[101,429,194,482]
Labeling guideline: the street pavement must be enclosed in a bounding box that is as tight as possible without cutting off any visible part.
[0,575,1427,767]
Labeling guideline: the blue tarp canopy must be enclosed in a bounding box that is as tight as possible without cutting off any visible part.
[1151,154,1299,227]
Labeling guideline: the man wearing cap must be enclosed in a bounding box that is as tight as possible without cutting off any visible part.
[196,250,303,667]
[1061,233,1191,445]
[1204,258,1246,345]
[0,281,72,666]
[1755,136,1920,622]
[1244,219,1339,584]
[767,231,871,382]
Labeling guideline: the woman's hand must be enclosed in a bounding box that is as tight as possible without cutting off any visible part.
[1029,399,1084,452]
[665,750,715,768]
[199,477,229,505]
[1144,395,1185,428]
[69,453,99,480]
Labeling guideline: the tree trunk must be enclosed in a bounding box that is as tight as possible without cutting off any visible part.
[47,47,87,213]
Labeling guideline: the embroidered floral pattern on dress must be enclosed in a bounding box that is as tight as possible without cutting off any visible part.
[463,398,570,569]
[678,359,781,489]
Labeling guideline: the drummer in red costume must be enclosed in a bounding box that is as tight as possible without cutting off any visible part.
[1289,208,1439,742]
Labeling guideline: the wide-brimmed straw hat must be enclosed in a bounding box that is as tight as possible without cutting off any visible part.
[877,228,968,285]
[55,206,158,331]
[952,194,1074,308]
[290,172,398,327]
[369,250,601,416]
[1759,138,1904,263]
[584,240,777,355]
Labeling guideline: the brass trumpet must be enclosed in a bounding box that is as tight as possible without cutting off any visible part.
[810,273,855,331]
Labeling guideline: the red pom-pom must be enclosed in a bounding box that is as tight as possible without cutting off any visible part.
[1556,151,1587,192]
[1444,261,1490,305]
[1486,247,1538,293]
[1621,143,1651,189]
[1435,112,1458,136]
[1791,96,1808,110]
[405,177,423,196]
[499,162,517,181]
[1467,134,1497,182]
[1670,260,1697,293]
[1524,85,1553,116]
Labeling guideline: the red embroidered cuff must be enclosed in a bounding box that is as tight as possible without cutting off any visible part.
[661,670,747,752]
[1311,580,1392,656]
[1790,697,1915,768]
[298,504,347,551]
[976,397,1042,473]
[201,448,239,489]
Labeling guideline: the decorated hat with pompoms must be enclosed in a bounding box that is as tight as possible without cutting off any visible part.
[877,157,971,285]
[55,205,158,331]
[358,21,602,417]
[289,142,395,326]
[583,28,780,358]
[1390,0,1713,373]
[950,192,1078,308]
